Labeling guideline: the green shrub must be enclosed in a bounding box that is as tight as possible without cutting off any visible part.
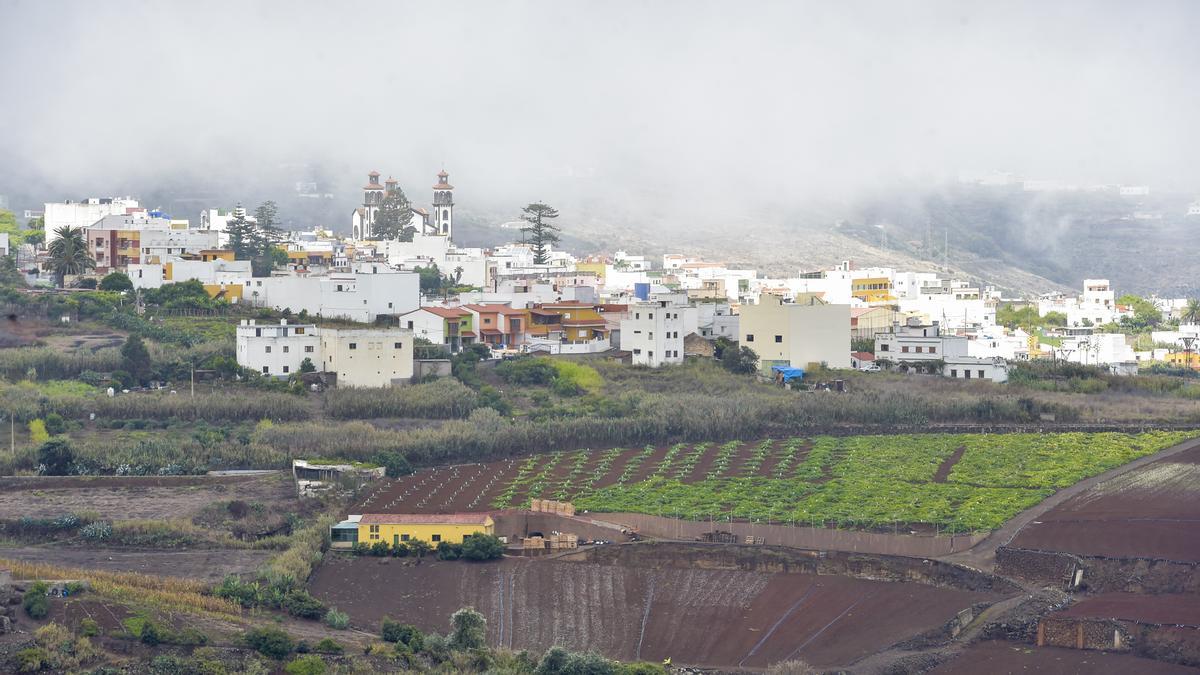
[380,618,423,651]
[44,412,66,435]
[496,357,557,385]
[435,541,462,560]
[323,608,349,630]
[370,540,390,557]
[324,379,478,419]
[461,533,505,561]
[244,626,294,659]
[79,618,100,637]
[23,582,49,619]
[140,619,161,646]
[282,589,325,619]
[28,419,50,445]
[284,655,326,675]
[15,647,48,673]
[313,638,343,654]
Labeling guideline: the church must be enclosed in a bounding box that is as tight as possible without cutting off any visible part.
[350,170,454,241]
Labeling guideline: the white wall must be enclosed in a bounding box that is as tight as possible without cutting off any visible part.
[236,320,321,377]
[322,328,414,387]
[621,301,685,367]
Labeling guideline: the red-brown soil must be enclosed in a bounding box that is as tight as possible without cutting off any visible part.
[931,640,1200,674]
[932,445,966,483]
[0,473,295,521]
[309,547,997,669]
[0,546,271,582]
[1010,449,1200,562]
[1060,593,1200,626]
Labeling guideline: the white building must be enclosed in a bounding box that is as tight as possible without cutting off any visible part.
[244,264,419,323]
[875,317,969,363]
[128,256,252,291]
[320,328,415,388]
[236,320,414,387]
[44,197,139,241]
[621,299,685,367]
[1188,201,1200,217]
[236,319,320,377]
[139,228,220,263]
[351,170,452,241]
[944,356,1009,383]
[739,295,851,371]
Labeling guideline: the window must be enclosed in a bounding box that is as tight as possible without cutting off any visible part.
[746,334,755,342]
[964,370,971,379]
[262,366,269,374]
[648,351,654,358]
[915,346,922,353]
[349,343,357,350]
[255,328,262,337]
[484,318,492,324]
[951,369,957,377]
[336,284,343,291]
[265,346,272,353]
[305,345,314,353]
[283,346,289,353]
[649,332,653,339]
[901,346,909,353]
[635,313,640,320]
[388,302,393,309]
[431,534,442,542]
[775,335,782,343]
[295,327,305,335]
[879,343,889,351]
[929,346,936,354]
[978,369,985,379]
[401,534,410,541]
[649,313,654,319]
[282,365,289,373]
[633,348,641,355]
[394,342,402,349]
[407,321,414,329]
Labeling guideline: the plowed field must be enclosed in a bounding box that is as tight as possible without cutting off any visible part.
[1011,443,1200,562]
[310,549,999,669]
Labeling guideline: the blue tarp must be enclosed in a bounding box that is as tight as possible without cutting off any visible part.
[770,365,805,382]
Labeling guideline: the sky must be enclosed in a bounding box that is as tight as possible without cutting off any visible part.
[1,0,1198,221]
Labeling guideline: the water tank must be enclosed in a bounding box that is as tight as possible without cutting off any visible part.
[634,282,650,301]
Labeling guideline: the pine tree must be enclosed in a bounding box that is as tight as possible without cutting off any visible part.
[226,215,258,260]
[520,202,561,265]
[374,188,416,241]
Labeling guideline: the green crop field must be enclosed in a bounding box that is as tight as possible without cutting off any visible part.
[487,431,1193,532]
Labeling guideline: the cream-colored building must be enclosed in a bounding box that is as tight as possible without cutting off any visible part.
[739,295,851,371]
[320,328,414,387]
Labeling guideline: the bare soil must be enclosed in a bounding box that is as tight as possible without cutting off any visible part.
[1060,593,1200,626]
[0,546,271,582]
[0,473,296,522]
[309,545,999,670]
[930,639,1200,674]
[933,445,966,483]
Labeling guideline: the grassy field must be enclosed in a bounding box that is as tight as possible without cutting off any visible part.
[485,431,1194,532]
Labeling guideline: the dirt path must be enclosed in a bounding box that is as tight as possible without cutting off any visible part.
[940,435,1200,572]
[932,446,965,483]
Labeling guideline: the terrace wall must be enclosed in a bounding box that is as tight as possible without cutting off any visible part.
[1038,617,1127,651]
[561,542,1019,594]
[592,512,987,558]
[998,546,1200,594]
[491,511,631,544]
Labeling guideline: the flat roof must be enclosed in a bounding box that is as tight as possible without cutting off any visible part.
[358,513,493,525]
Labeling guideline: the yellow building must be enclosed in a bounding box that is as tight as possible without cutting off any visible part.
[851,277,895,304]
[349,513,494,548]
[575,260,607,281]
[1164,351,1200,369]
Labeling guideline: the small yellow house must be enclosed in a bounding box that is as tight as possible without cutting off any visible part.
[353,513,495,548]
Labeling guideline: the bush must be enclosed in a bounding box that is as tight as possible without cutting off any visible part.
[282,589,325,620]
[244,626,295,659]
[23,582,49,619]
[461,533,505,561]
[99,272,134,292]
[436,541,462,560]
[36,438,75,475]
[380,618,423,651]
[15,647,48,673]
[323,608,349,630]
[44,412,66,435]
[28,418,50,445]
[496,357,557,385]
[285,655,326,675]
[80,617,100,637]
[370,540,391,556]
[140,619,162,646]
[374,450,413,478]
[313,637,344,654]
[80,520,113,541]
[450,607,486,650]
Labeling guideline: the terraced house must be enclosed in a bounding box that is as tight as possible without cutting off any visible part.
[330,513,495,549]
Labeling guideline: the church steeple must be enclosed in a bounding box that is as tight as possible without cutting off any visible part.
[433,169,454,238]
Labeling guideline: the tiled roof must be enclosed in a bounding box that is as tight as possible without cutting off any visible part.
[851,351,876,361]
[358,513,491,525]
[420,306,469,318]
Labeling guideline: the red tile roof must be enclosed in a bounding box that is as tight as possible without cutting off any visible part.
[359,513,491,525]
[851,351,876,361]
[419,306,469,318]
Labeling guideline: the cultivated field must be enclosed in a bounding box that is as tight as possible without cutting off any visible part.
[310,545,1002,670]
[352,431,1192,532]
[1011,442,1200,561]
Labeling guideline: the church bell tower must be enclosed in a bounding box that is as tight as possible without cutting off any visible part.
[432,169,454,239]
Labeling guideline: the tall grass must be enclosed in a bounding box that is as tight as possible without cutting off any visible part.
[259,513,336,584]
[324,378,478,419]
[0,347,122,380]
[0,558,241,617]
[94,391,310,422]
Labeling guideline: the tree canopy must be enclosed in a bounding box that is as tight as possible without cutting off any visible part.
[47,225,95,286]
[374,188,417,241]
[98,271,134,292]
[520,202,561,265]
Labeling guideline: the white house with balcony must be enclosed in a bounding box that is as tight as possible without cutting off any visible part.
[621,299,685,367]
[236,320,413,386]
[243,264,419,323]
[874,317,968,364]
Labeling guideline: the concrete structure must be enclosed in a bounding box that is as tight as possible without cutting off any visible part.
[850,306,899,340]
[875,317,968,363]
[943,356,1009,382]
[44,197,139,242]
[401,306,475,352]
[621,299,685,367]
[739,295,851,371]
[236,319,320,377]
[321,328,415,388]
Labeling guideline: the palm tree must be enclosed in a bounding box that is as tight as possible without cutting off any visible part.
[1183,298,1200,326]
[47,226,95,287]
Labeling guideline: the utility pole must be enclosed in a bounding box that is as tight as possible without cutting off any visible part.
[190,362,195,398]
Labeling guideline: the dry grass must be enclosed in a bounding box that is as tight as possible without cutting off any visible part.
[1,557,242,617]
